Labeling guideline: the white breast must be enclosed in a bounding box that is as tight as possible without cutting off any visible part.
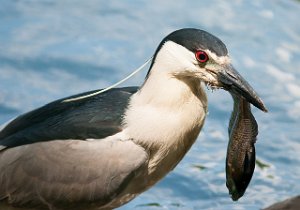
[123,72,208,177]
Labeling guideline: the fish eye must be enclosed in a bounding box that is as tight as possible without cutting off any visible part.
[195,50,209,63]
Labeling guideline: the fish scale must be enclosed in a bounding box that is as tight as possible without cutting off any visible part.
[226,94,258,201]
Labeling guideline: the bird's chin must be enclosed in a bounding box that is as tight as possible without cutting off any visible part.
[203,81,222,91]
[201,73,223,91]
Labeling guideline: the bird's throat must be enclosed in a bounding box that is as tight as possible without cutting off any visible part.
[123,74,207,175]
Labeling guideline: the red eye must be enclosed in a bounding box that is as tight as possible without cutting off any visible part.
[195,50,208,63]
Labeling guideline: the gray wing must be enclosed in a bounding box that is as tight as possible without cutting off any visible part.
[0,138,149,209]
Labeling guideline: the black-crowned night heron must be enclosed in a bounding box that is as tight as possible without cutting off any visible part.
[0,28,267,210]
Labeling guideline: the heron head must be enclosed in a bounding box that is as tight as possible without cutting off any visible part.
[148,28,267,112]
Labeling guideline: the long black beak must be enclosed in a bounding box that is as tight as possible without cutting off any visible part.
[218,64,268,112]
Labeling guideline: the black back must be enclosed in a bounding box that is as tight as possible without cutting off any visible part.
[0,87,138,149]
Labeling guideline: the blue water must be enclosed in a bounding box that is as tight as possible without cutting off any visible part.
[0,1,300,209]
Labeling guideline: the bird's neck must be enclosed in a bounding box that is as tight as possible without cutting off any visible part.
[123,67,208,174]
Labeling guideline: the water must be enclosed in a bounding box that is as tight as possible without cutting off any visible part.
[0,0,299,209]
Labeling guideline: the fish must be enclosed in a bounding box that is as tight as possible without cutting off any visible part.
[226,93,258,201]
